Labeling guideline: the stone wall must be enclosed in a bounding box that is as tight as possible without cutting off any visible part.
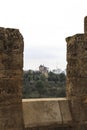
[0,28,24,130]
[25,127,72,130]
[0,16,87,130]
[66,17,87,130]
[22,98,72,130]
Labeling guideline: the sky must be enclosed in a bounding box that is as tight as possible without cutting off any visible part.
[0,0,87,71]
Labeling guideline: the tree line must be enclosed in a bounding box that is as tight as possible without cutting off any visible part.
[22,70,66,98]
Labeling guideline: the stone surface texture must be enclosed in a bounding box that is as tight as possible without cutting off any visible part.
[0,28,24,130]
[22,98,72,129]
[66,16,87,130]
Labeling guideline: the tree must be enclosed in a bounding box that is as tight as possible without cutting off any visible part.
[35,80,46,97]
[48,71,58,83]
[59,72,66,82]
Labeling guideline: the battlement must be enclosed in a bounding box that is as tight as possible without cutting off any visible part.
[0,17,87,130]
[84,16,87,33]
[22,98,72,130]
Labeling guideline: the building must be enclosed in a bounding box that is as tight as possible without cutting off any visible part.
[39,65,49,78]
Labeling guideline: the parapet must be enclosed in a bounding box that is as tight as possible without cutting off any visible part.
[0,27,24,130]
[84,16,87,33]
[22,98,72,129]
[66,17,87,130]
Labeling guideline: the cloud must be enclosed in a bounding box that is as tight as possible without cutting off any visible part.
[24,45,66,70]
[0,0,86,70]
[25,45,66,59]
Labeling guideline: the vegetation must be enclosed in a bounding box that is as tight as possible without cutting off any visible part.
[22,69,66,98]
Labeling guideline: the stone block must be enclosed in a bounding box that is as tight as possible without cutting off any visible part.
[70,99,87,122]
[58,100,72,124]
[66,77,87,98]
[0,78,22,94]
[0,104,24,130]
[66,16,87,130]
[22,98,72,128]
[0,27,24,130]
[22,99,62,128]
[0,69,22,78]
[0,52,23,69]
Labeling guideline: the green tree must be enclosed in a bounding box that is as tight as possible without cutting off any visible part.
[59,72,66,82]
[48,71,58,82]
[35,80,46,97]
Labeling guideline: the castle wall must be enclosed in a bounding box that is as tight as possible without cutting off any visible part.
[22,98,72,130]
[0,16,87,130]
[66,24,87,129]
[0,28,24,130]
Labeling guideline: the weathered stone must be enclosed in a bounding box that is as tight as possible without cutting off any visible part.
[0,104,24,130]
[66,77,87,98]
[58,100,72,124]
[22,98,72,129]
[84,16,87,33]
[0,69,22,78]
[0,27,24,130]
[70,99,87,122]
[66,16,87,130]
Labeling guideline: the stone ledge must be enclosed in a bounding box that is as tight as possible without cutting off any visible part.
[22,98,72,128]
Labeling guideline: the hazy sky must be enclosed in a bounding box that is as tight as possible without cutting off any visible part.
[0,0,87,70]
